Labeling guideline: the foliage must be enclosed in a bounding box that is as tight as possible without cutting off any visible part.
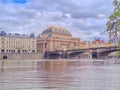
[116,51,120,56]
[116,40,120,57]
[113,0,118,6]
[118,40,120,48]
[114,10,120,17]
[106,23,112,31]
[106,0,120,42]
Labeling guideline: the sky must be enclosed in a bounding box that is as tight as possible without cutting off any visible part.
[0,0,116,41]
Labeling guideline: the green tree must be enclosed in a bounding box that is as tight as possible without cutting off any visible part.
[118,40,120,48]
[116,40,120,56]
[106,0,120,43]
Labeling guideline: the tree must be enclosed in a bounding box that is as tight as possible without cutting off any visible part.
[106,0,120,43]
[116,40,120,56]
[118,40,120,48]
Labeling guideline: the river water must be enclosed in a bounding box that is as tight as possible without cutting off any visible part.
[0,59,120,90]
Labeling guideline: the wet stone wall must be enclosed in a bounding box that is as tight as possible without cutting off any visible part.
[0,53,44,60]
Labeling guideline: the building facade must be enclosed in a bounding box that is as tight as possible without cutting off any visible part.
[90,39,115,48]
[37,26,86,52]
[0,34,36,53]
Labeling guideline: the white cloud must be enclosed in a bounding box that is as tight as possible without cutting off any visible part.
[98,14,105,18]
[0,0,114,41]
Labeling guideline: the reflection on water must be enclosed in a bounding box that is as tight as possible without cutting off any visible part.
[0,60,37,73]
[0,60,120,90]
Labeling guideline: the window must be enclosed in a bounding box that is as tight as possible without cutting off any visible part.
[2,41,4,43]
[6,50,8,52]
[1,49,4,53]
[45,43,47,48]
[32,50,35,52]
[1,38,4,40]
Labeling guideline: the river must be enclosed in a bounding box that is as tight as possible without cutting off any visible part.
[0,59,120,90]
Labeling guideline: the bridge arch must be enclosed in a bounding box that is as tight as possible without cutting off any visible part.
[92,52,98,58]
[67,51,91,59]
[68,52,84,58]
[44,52,61,59]
[98,49,120,59]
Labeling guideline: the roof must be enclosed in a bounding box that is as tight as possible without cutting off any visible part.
[92,39,105,44]
[0,34,35,38]
[42,26,71,35]
[48,26,66,31]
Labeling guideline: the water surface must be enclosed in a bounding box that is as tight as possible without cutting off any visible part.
[0,59,120,90]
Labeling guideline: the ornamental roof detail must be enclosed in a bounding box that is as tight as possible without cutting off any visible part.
[42,26,71,35]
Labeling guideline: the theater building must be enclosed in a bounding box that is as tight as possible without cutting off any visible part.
[37,26,86,52]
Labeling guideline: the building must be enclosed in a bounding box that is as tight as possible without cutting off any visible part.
[37,26,86,52]
[90,39,115,48]
[0,33,36,53]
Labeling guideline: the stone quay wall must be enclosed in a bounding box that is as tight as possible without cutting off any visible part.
[0,53,44,60]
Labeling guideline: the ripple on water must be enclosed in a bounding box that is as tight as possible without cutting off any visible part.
[0,60,120,90]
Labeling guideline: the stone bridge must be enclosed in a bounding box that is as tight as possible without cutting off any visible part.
[98,48,120,59]
[44,46,120,59]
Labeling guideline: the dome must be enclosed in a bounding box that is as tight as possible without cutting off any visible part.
[42,26,71,35]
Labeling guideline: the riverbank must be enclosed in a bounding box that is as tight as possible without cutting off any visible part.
[0,53,44,60]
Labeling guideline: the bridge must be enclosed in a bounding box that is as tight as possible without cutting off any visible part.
[44,46,120,59]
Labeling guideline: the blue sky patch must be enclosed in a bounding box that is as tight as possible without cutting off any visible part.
[0,0,27,4]
[12,0,27,4]
[0,0,8,3]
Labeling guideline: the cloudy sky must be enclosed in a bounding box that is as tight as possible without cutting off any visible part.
[0,0,115,41]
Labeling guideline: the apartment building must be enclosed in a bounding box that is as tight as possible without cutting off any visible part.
[0,34,36,53]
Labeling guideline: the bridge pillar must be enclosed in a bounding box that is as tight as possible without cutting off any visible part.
[89,53,92,59]
[61,51,68,58]
[91,52,98,59]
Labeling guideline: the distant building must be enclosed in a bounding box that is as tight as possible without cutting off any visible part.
[90,39,115,48]
[0,33,36,53]
[37,26,86,52]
